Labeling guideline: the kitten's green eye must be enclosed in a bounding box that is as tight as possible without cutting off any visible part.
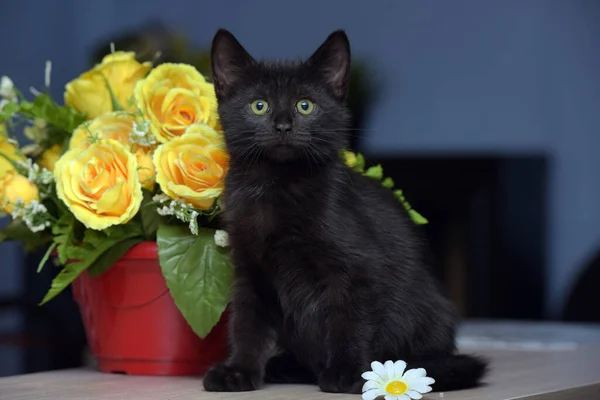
[250,99,270,115]
[296,99,314,115]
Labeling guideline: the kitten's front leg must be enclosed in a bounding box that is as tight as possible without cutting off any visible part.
[203,270,276,392]
[318,302,372,394]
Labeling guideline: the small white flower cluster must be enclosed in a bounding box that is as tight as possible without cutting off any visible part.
[11,199,52,233]
[129,120,157,148]
[0,75,17,111]
[214,230,230,247]
[153,194,200,235]
[18,158,54,198]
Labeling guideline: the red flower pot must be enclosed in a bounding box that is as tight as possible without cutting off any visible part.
[72,241,228,375]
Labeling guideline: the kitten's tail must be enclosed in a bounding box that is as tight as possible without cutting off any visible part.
[409,354,488,392]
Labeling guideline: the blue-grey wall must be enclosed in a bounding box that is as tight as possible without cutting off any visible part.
[1,1,599,356]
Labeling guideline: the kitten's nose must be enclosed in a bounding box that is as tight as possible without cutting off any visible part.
[276,122,292,135]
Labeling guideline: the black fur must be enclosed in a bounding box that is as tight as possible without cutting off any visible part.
[203,28,488,394]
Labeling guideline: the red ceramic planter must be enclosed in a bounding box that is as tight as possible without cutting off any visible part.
[72,241,228,376]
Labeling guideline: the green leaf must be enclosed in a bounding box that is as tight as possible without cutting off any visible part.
[87,237,143,277]
[17,94,87,133]
[37,242,57,273]
[353,154,365,173]
[2,102,20,114]
[381,177,395,189]
[0,219,52,252]
[393,189,405,202]
[101,75,124,112]
[139,190,159,240]
[39,260,91,305]
[409,209,429,225]
[364,165,383,180]
[157,224,233,338]
[52,212,77,264]
[392,189,429,225]
[40,223,143,305]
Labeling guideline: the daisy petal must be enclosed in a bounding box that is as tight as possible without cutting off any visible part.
[362,388,383,400]
[410,377,435,393]
[385,395,401,400]
[398,395,411,400]
[362,380,380,392]
[413,368,427,378]
[411,385,432,394]
[406,390,423,399]
[384,360,395,379]
[394,360,407,378]
[362,371,383,383]
[371,361,388,381]
[402,368,426,384]
[421,377,435,386]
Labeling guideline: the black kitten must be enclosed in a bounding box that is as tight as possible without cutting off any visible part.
[203,29,488,394]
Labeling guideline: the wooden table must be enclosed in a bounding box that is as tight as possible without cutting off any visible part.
[2,321,600,399]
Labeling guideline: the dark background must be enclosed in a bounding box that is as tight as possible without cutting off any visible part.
[1,0,600,377]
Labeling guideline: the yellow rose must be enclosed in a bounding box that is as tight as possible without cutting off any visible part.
[37,144,62,172]
[135,149,156,190]
[65,52,152,120]
[0,171,39,214]
[153,131,228,210]
[70,112,136,150]
[70,112,157,190]
[0,132,25,178]
[134,63,219,143]
[54,139,143,230]
[184,123,225,148]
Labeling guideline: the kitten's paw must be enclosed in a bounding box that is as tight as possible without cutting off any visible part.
[318,366,362,394]
[202,364,261,392]
[264,353,317,384]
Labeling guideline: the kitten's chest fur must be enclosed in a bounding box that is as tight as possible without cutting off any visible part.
[224,163,343,311]
[225,163,331,256]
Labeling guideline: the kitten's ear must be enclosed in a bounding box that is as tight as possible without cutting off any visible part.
[211,29,254,98]
[306,30,351,100]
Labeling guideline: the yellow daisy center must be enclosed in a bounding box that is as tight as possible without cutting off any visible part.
[385,380,408,395]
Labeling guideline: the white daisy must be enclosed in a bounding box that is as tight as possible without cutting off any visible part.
[361,360,435,400]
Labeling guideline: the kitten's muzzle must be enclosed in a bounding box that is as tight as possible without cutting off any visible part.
[276,122,292,136]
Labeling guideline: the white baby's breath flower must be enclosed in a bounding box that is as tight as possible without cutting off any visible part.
[362,360,435,400]
[132,121,149,137]
[189,211,199,235]
[152,193,171,203]
[0,76,16,99]
[214,230,229,247]
[11,199,53,233]
[45,60,52,88]
[153,194,204,235]
[129,120,157,147]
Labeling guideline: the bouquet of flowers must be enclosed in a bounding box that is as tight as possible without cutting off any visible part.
[0,52,232,338]
[0,50,427,341]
